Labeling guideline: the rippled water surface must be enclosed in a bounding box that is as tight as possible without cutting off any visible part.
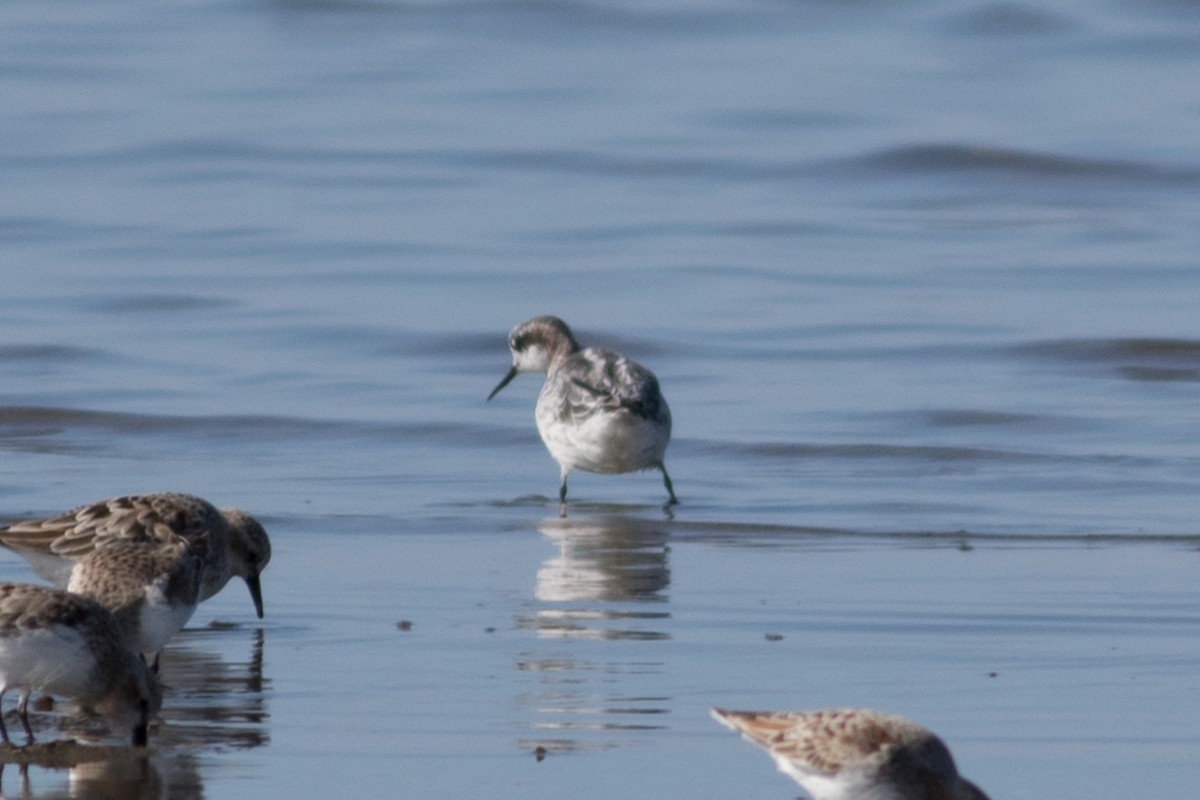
[1,0,1198,798]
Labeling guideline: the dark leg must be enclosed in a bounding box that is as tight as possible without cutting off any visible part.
[16,692,32,745]
[0,687,9,745]
[556,472,570,517]
[660,465,678,505]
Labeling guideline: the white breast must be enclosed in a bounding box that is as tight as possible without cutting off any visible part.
[0,625,98,697]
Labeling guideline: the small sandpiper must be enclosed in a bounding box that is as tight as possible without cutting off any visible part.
[67,536,205,670]
[711,707,991,800]
[0,493,271,618]
[0,582,161,746]
[488,316,677,506]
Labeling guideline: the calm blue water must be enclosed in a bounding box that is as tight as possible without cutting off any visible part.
[1,0,1198,797]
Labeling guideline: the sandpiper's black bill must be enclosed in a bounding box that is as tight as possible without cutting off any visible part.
[487,366,519,401]
[246,573,265,619]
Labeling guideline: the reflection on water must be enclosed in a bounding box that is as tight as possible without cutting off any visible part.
[0,752,202,800]
[0,626,267,799]
[534,514,671,604]
[156,626,269,749]
[514,515,672,756]
[69,751,201,800]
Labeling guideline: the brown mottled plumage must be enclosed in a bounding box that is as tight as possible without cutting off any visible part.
[0,493,270,618]
[712,708,991,800]
[0,583,161,746]
[67,537,204,663]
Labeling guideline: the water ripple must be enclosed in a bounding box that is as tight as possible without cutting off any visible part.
[943,3,1077,35]
[737,441,1047,464]
[0,405,487,447]
[0,344,103,363]
[265,0,779,35]
[84,294,237,313]
[834,144,1198,184]
[665,519,1200,547]
[1016,338,1200,382]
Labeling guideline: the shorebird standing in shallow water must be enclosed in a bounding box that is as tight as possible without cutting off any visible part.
[0,582,161,746]
[488,316,677,507]
[0,493,271,619]
[711,707,991,800]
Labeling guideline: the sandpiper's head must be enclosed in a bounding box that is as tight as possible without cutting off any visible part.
[222,509,271,619]
[488,316,580,400]
[95,652,162,747]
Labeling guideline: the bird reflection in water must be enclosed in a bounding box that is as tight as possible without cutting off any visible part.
[535,514,670,605]
[516,515,672,758]
[69,751,198,800]
[0,750,200,800]
[154,625,269,750]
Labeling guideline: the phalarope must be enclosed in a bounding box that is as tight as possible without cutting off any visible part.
[0,493,270,618]
[488,316,677,506]
[712,708,991,800]
[0,582,161,746]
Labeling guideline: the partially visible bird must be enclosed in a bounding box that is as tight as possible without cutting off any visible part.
[0,493,270,618]
[0,582,161,746]
[711,707,991,800]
